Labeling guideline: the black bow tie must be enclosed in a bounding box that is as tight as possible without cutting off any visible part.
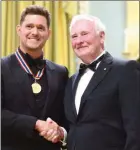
[25,53,46,70]
[18,48,45,70]
[79,54,104,74]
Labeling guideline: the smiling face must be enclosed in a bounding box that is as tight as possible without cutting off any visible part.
[70,19,105,64]
[17,14,50,54]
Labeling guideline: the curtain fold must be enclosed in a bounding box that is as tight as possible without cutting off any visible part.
[2,1,78,75]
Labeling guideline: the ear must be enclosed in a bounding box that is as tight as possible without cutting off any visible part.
[100,31,105,43]
[16,25,21,36]
[100,31,105,38]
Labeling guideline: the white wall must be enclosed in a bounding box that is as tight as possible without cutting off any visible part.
[88,1,126,59]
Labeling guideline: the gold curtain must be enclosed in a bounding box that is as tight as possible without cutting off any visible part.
[123,1,139,60]
[1,1,78,75]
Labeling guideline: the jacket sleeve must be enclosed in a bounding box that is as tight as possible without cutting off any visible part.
[119,61,140,150]
[1,58,38,139]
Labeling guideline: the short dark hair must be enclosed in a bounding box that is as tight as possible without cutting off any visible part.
[20,5,51,28]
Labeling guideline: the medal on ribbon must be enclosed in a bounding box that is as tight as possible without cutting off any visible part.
[31,82,42,94]
[15,49,45,94]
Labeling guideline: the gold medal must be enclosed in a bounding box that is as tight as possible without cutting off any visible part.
[31,82,41,94]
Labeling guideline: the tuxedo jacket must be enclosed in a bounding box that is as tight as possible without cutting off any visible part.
[64,52,140,150]
[1,53,68,150]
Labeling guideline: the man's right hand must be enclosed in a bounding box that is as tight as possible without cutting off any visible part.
[35,118,64,143]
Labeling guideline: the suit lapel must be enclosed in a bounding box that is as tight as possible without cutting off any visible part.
[41,60,58,119]
[10,54,36,110]
[78,52,113,114]
[71,73,81,117]
[72,73,81,98]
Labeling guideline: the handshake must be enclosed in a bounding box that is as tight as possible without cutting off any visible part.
[35,117,64,143]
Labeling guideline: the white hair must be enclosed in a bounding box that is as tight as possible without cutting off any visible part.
[69,14,106,34]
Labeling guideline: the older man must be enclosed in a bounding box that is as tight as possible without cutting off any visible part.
[63,14,140,150]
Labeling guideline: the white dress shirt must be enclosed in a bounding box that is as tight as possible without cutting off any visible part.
[75,51,106,114]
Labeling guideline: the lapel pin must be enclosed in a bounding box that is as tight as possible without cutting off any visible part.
[104,68,107,71]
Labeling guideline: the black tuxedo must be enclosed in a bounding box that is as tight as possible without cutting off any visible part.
[64,52,140,150]
[1,53,68,150]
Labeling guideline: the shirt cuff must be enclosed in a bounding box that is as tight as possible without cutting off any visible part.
[60,127,67,142]
[60,127,67,148]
